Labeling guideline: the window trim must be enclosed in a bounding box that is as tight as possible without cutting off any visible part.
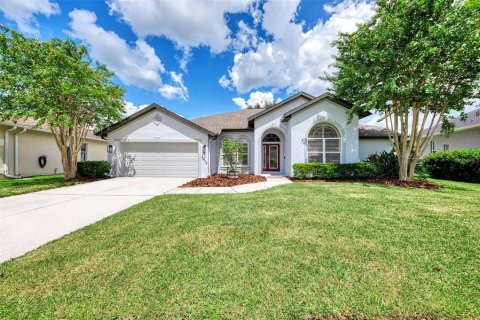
[430,141,436,153]
[443,144,449,151]
[80,143,88,161]
[220,138,249,168]
[306,124,341,163]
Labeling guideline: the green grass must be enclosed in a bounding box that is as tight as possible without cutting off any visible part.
[0,174,77,197]
[1,180,479,319]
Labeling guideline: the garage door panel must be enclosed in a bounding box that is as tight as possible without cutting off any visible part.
[121,142,199,177]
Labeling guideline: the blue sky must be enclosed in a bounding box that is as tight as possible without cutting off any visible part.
[0,0,375,119]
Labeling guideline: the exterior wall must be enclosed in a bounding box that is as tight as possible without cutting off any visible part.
[1,124,106,177]
[212,131,255,174]
[288,99,360,176]
[359,138,393,160]
[423,126,480,156]
[253,96,310,175]
[106,109,210,177]
[0,126,5,174]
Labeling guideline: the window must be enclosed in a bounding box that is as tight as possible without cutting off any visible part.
[430,141,436,153]
[443,144,449,151]
[80,143,87,161]
[262,133,280,142]
[221,139,249,167]
[307,124,341,163]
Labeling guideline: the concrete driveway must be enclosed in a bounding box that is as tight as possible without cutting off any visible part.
[0,177,190,263]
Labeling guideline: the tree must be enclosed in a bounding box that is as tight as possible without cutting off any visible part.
[325,0,480,181]
[222,139,245,173]
[247,101,275,109]
[0,27,125,179]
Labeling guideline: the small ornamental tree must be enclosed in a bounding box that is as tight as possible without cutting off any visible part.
[325,0,480,181]
[222,139,244,174]
[0,27,125,179]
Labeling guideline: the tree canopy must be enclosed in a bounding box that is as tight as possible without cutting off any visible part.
[325,0,480,180]
[0,27,125,178]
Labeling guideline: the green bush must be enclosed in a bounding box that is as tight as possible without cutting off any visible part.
[367,150,399,178]
[293,162,377,179]
[422,149,480,182]
[77,161,111,178]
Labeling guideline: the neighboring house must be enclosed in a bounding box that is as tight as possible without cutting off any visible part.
[97,92,392,178]
[423,109,480,155]
[1,119,107,178]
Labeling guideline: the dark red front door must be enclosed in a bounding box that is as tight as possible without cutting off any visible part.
[263,144,280,172]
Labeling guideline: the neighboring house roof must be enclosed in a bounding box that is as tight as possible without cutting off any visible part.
[247,91,315,121]
[0,119,102,140]
[281,92,370,121]
[96,103,216,137]
[427,109,480,135]
[358,125,390,138]
[191,109,262,135]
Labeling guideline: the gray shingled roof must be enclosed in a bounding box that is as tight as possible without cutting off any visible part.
[358,125,390,138]
[191,108,389,137]
[191,109,262,134]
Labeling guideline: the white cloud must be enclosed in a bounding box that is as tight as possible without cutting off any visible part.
[159,72,189,101]
[123,101,149,116]
[222,0,375,94]
[108,0,255,53]
[232,91,274,109]
[218,75,232,89]
[0,0,60,36]
[232,20,259,52]
[68,9,188,101]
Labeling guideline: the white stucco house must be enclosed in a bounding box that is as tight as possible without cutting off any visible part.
[97,92,393,178]
[423,109,480,155]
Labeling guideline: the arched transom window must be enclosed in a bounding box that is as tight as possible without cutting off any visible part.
[307,124,341,163]
[262,133,280,142]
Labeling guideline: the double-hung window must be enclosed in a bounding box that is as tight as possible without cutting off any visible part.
[221,139,249,167]
[80,143,87,161]
[307,124,341,163]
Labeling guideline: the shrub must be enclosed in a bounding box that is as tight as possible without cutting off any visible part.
[422,149,480,182]
[367,150,399,178]
[293,162,377,179]
[77,161,111,178]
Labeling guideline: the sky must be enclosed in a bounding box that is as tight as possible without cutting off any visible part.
[0,0,475,125]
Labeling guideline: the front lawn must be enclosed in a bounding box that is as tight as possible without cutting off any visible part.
[1,180,479,319]
[0,174,77,198]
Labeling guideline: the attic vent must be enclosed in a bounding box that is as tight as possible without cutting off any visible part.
[153,115,163,126]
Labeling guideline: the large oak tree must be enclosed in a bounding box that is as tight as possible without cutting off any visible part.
[325,0,480,181]
[0,27,124,179]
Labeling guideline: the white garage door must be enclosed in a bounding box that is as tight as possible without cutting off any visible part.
[121,142,199,177]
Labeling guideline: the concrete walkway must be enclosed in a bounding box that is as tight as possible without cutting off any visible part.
[166,176,291,194]
[0,177,190,263]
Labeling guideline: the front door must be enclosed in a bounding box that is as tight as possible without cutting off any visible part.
[263,144,280,172]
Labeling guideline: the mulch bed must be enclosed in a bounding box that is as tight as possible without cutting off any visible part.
[290,177,441,189]
[68,176,111,183]
[181,174,266,188]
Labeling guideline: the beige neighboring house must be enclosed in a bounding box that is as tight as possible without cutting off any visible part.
[424,109,480,155]
[1,119,107,178]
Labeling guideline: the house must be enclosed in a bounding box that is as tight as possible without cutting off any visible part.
[1,119,107,178]
[423,109,480,154]
[97,92,393,178]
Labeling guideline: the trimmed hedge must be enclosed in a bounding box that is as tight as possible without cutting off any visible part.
[422,149,480,182]
[293,162,377,179]
[77,161,111,178]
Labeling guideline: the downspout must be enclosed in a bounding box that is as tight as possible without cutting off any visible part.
[14,127,27,176]
[208,135,217,176]
[4,125,17,176]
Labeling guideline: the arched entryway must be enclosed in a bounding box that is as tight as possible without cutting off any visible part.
[262,133,281,172]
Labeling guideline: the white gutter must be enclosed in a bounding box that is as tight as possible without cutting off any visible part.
[14,127,27,176]
[4,125,17,175]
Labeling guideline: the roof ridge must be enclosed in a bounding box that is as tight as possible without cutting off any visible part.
[191,108,261,121]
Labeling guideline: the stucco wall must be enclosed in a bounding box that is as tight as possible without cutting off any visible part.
[213,131,255,174]
[423,127,480,156]
[289,99,360,175]
[253,96,310,175]
[106,109,210,177]
[1,124,106,177]
[359,138,393,160]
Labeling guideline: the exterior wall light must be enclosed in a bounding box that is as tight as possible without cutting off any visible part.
[107,145,113,153]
